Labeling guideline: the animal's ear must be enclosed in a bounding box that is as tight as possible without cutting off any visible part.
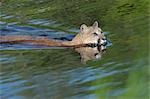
[92,21,99,28]
[80,24,87,32]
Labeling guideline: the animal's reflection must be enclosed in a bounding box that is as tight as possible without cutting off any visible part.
[75,45,106,63]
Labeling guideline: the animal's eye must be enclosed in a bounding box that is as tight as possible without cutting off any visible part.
[101,31,103,34]
[93,32,98,36]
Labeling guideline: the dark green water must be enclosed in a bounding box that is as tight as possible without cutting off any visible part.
[0,0,149,99]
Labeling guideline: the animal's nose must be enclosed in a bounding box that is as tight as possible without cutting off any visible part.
[100,38,107,46]
[102,41,107,46]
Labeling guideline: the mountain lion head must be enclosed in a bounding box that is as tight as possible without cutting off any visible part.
[72,21,107,47]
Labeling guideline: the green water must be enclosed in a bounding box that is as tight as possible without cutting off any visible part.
[0,0,149,99]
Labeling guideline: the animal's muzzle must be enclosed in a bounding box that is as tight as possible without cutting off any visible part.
[86,38,107,48]
[98,38,107,46]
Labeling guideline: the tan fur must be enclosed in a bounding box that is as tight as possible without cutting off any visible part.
[70,21,105,45]
[0,21,105,47]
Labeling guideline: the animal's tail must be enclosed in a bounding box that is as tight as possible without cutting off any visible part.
[0,35,86,48]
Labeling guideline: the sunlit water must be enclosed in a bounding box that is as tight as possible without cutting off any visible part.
[0,1,148,98]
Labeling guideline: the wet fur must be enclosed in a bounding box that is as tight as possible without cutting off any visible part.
[0,21,106,47]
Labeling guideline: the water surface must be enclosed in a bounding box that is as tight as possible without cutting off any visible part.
[0,0,148,99]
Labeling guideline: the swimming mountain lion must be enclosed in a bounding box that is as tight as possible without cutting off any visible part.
[0,21,107,48]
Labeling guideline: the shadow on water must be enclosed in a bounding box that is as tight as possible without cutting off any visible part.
[0,0,149,99]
